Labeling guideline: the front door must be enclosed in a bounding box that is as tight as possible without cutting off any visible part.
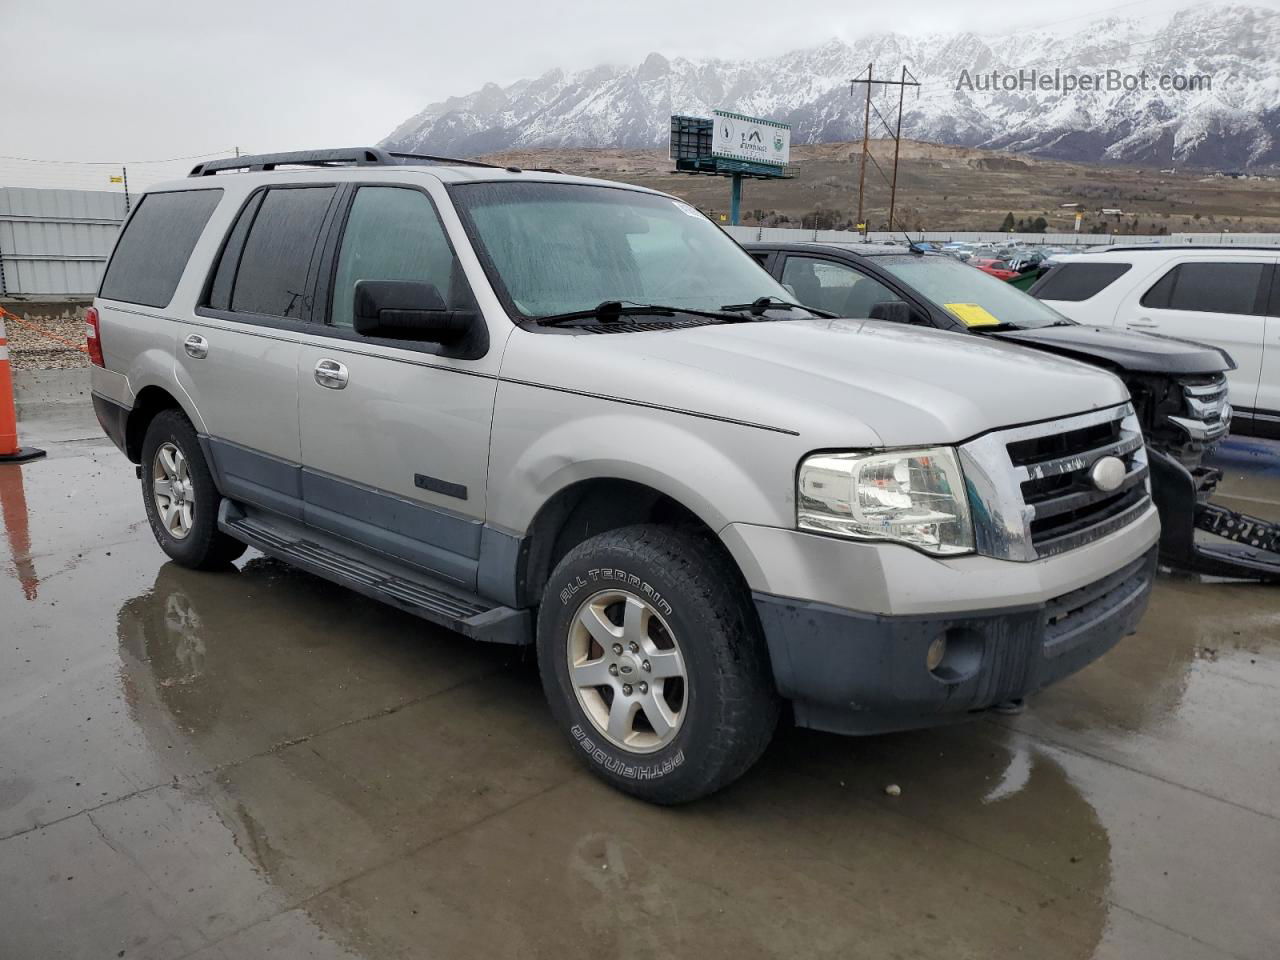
[295,183,503,589]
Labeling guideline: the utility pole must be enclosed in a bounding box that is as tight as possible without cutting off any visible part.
[850,65,920,234]
[887,65,918,232]
[854,63,872,236]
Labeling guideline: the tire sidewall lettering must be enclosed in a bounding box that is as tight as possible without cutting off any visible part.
[570,723,685,780]
[558,567,674,618]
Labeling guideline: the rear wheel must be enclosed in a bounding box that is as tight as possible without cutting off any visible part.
[537,524,778,804]
[140,410,246,570]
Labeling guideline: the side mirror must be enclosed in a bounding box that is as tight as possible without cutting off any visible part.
[868,300,920,325]
[353,280,475,343]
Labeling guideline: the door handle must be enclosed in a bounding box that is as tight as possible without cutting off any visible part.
[314,358,349,389]
[183,334,209,359]
[1126,318,1159,329]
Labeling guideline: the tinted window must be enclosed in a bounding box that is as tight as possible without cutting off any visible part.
[1140,269,1177,309]
[1141,262,1266,316]
[207,192,263,311]
[229,187,335,319]
[331,187,465,328]
[781,256,897,318]
[99,190,222,308]
[1031,262,1132,302]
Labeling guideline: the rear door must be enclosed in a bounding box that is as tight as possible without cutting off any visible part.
[175,183,340,519]
[294,181,502,590]
[1116,257,1272,412]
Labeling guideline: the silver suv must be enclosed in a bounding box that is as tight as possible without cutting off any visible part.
[90,148,1160,803]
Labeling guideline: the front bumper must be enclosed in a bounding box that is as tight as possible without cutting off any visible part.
[754,546,1157,736]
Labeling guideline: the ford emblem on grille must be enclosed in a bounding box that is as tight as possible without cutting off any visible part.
[1090,456,1126,493]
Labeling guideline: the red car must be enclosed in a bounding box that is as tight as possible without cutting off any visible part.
[969,257,1020,281]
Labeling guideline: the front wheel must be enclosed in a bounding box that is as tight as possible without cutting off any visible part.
[537,525,779,804]
[140,410,246,570]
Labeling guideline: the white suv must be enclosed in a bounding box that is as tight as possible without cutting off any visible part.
[90,148,1159,803]
[1032,246,1279,438]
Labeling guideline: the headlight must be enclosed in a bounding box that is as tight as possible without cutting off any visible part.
[797,447,975,556]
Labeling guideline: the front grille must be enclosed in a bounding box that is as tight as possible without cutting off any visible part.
[1007,419,1120,468]
[959,403,1152,562]
[1010,409,1148,557]
[1168,374,1231,444]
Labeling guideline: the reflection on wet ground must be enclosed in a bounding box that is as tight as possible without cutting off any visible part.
[2,401,1278,960]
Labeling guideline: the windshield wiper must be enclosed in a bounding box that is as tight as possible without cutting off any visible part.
[718,296,834,319]
[534,301,751,327]
[969,322,1024,333]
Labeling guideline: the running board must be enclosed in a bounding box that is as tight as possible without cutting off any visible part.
[218,502,533,643]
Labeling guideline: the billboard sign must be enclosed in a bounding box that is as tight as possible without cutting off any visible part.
[711,110,790,167]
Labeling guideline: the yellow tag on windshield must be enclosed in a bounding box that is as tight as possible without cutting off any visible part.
[944,303,1000,328]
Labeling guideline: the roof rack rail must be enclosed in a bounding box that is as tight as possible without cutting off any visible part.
[1083,243,1280,254]
[188,147,503,177]
[384,151,500,169]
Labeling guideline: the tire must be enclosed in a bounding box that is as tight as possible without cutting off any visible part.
[537,524,779,804]
[140,410,247,570]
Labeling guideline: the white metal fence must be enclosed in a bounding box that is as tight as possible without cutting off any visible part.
[0,188,126,297]
[724,226,1280,247]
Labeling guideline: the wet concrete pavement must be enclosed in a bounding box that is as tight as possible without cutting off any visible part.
[2,389,1278,960]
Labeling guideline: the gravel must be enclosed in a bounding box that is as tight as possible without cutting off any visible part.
[3,311,90,370]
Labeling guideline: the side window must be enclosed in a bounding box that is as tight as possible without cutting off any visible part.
[1141,262,1266,316]
[207,186,335,320]
[1140,267,1177,309]
[330,187,465,328]
[207,192,263,311]
[99,189,222,308]
[1031,262,1132,302]
[780,256,897,318]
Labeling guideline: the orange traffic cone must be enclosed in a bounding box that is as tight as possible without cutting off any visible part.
[0,312,46,463]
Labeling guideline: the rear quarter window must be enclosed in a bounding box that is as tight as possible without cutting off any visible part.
[98,189,222,308]
[1030,262,1132,301]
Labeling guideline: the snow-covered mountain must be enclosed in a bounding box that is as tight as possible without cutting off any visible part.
[383,4,1280,170]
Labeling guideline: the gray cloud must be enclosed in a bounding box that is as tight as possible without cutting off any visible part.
[2,0,1260,190]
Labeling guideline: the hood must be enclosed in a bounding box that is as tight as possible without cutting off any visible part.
[990,325,1234,375]
[503,319,1131,447]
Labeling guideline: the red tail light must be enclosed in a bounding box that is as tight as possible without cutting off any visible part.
[85,306,104,367]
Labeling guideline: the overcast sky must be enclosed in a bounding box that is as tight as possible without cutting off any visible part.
[1,0,1266,189]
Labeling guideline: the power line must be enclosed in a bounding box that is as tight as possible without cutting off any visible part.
[0,149,237,165]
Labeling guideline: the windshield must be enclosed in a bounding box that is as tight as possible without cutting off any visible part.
[450,181,796,319]
[876,255,1071,330]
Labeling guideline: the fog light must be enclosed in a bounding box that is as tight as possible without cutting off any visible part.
[926,635,947,672]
